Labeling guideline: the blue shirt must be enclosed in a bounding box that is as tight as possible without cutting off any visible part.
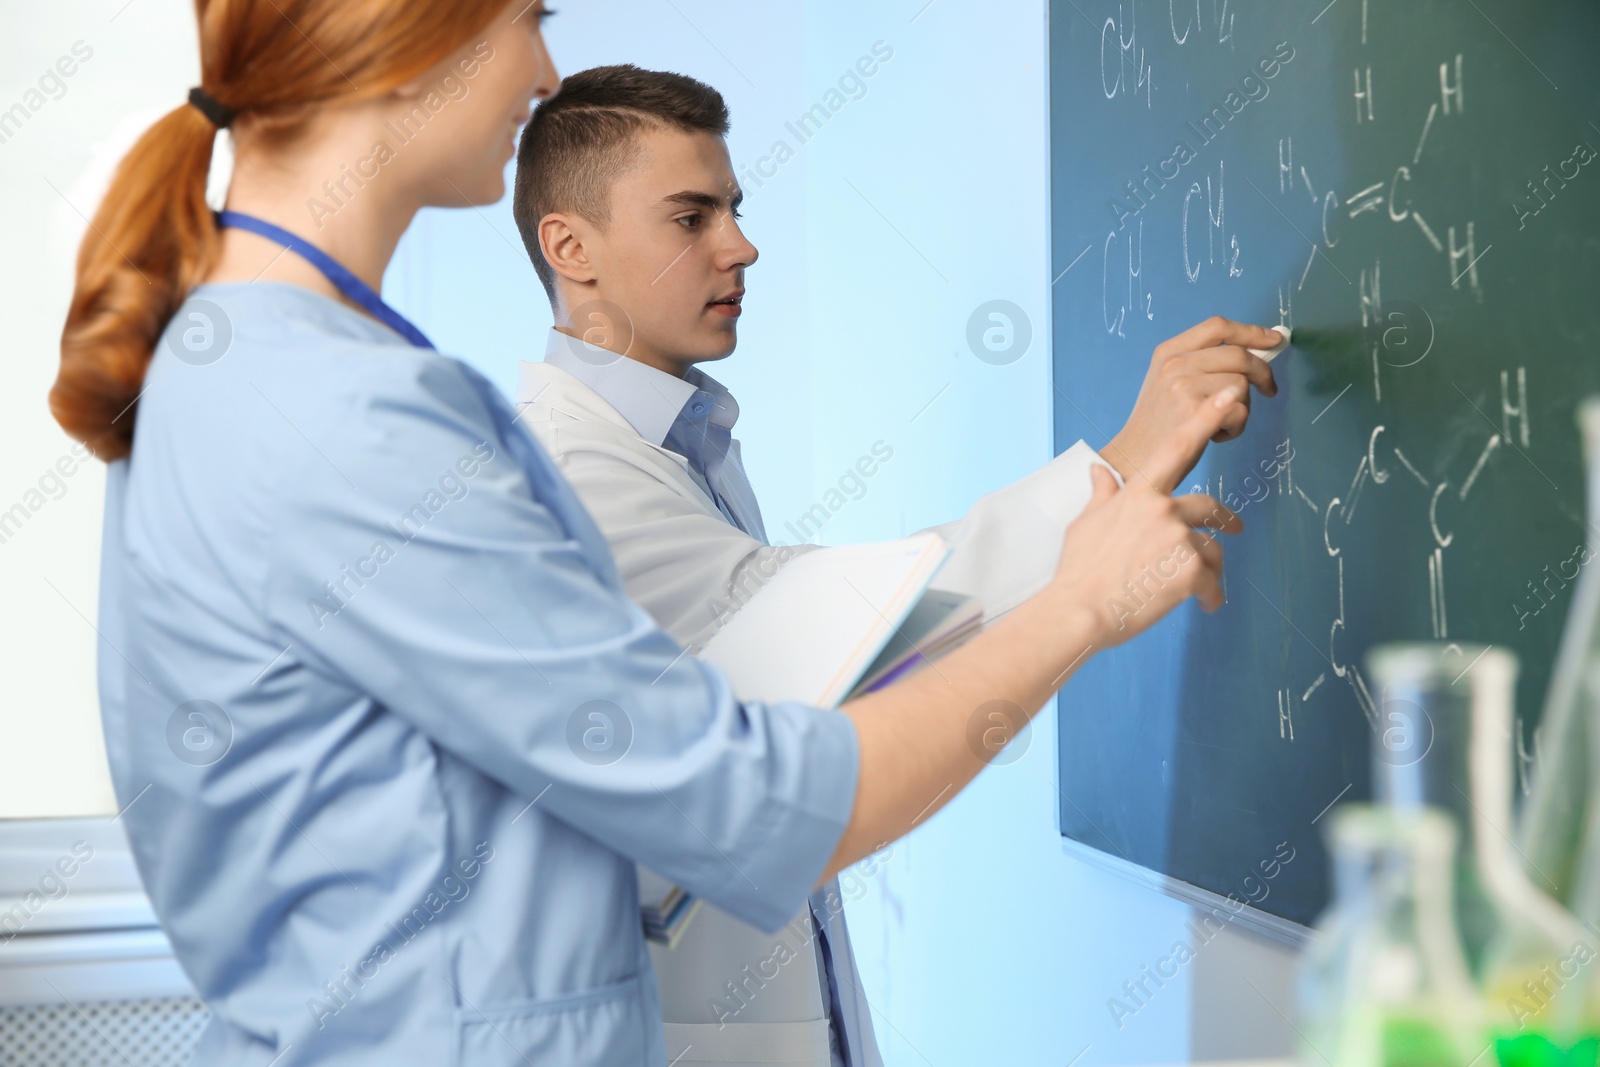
[95,283,858,1066]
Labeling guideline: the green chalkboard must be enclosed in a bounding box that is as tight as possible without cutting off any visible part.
[1049,0,1600,928]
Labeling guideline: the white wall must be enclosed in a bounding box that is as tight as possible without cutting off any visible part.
[0,0,202,818]
[4,0,1300,1059]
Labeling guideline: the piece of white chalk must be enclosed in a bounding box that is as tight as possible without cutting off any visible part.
[1248,325,1292,362]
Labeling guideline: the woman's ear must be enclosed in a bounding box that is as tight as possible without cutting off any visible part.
[540,214,599,285]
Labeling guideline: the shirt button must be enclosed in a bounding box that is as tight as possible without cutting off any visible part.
[691,403,707,415]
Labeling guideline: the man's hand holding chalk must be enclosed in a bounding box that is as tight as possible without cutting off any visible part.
[1101,317,1285,493]
[1248,325,1293,363]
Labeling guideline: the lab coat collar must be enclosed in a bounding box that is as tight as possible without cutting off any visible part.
[541,329,740,447]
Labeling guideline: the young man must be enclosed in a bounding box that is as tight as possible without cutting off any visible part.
[510,66,1280,1067]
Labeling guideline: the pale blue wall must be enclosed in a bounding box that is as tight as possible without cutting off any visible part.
[793,5,1199,1066]
[386,2,1208,1063]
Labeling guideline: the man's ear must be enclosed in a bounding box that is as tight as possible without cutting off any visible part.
[391,66,430,101]
[540,214,599,285]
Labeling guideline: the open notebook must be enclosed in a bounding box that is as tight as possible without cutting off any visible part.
[639,532,983,945]
[850,587,984,696]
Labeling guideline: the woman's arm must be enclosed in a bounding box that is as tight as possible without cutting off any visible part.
[823,391,1246,881]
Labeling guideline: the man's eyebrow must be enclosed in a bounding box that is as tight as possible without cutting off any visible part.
[660,189,743,212]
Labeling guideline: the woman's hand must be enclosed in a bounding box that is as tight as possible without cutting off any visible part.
[1044,464,1241,650]
[1102,316,1282,493]
[825,362,1251,880]
[826,457,1242,880]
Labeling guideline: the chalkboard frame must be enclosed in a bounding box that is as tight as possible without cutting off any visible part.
[1060,830,1312,948]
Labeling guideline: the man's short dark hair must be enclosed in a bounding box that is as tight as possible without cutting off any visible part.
[513,64,731,301]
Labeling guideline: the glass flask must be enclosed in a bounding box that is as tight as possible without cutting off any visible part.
[1485,663,1600,1065]
[1368,643,1596,1062]
[1569,663,1600,944]
[1298,804,1483,1067]
[1519,397,1600,908]
[1366,643,1575,974]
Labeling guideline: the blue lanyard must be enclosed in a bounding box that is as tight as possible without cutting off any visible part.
[214,210,435,350]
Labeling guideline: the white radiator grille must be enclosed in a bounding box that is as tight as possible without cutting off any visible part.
[0,997,207,1066]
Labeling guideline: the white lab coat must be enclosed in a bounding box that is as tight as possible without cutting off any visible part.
[517,361,1116,652]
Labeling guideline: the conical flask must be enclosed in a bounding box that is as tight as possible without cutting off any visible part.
[1519,397,1600,907]
[1298,804,1483,1067]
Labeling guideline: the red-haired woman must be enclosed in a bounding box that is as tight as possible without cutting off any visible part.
[51,2,1238,1063]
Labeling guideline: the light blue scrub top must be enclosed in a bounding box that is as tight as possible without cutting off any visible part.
[95,283,859,1066]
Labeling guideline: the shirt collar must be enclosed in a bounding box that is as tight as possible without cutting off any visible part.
[542,328,740,446]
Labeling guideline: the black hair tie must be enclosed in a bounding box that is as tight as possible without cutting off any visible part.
[187,86,238,129]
